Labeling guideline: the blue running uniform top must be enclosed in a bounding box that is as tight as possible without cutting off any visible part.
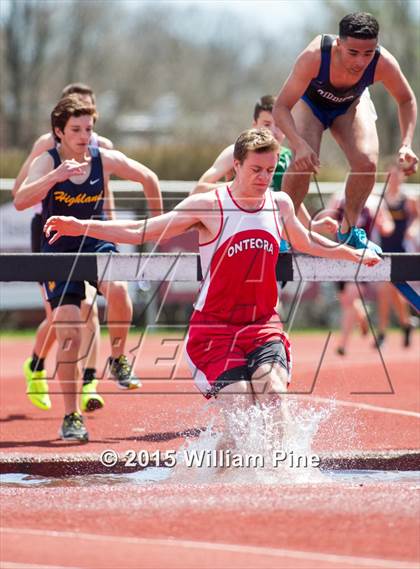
[41,146,106,252]
[301,34,380,128]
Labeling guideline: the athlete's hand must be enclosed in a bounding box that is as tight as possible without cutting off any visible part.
[44,215,84,244]
[53,160,88,183]
[398,146,418,176]
[351,248,381,267]
[291,139,320,173]
[311,216,339,234]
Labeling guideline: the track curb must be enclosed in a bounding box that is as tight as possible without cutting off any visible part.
[1,449,419,477]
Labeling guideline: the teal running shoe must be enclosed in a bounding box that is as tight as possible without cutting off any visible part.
[337,226,382,254]
[280,239,290,252]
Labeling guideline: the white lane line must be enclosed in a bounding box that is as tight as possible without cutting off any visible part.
[1,527,417,569]
[300,395,420,419]
[0,561,83,569]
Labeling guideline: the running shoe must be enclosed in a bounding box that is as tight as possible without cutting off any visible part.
[59,412,88,442]
[337,226,382,255]
[81,379,104,412]
[280,239,290,252]
[373,332,386,349]
[109,355,141,389]
[23,357,51,411]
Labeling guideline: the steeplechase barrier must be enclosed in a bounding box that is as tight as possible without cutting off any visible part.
[0,252,419,312]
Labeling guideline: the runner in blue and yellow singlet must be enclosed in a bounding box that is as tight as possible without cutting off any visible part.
[14,95,163,442]
[12,83,114,416]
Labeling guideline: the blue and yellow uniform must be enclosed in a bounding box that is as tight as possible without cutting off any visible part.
[31,133,100,253]
[42,146,117,308]
[302,34,381,129]
[381,195,410,253]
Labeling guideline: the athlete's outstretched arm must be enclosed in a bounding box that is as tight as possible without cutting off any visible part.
[199,145,234,183]
[44,194,207,246]
[14,153,87,211]
[13,132,114,198]
[191,145,235,194]
[297,204,339,234]
[103,175,116,221]
[96,135,114,150]
[102,149,163,216]
[192,181,226,195]
[273,38,321,172]
[376,49,418,174]
[12,134,55,197]
[277,193,380,266]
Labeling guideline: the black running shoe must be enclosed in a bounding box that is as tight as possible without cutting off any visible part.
[59,412,89,442]
[109,355,141,389]
[402,325,412,348]
[373,333,385,349]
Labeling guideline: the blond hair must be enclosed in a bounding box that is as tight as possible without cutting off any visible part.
[233,128,279,164]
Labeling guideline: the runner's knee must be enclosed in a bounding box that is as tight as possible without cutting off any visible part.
[55,325,82,353]
[349,153,377,173]
[108,282,130,305]
[251,364,288,394]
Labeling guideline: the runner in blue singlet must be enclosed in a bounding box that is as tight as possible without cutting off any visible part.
[301,33,380,129]
[274,12,418,254]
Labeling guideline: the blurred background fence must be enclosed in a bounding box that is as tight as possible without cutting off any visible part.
[1,0,419,180]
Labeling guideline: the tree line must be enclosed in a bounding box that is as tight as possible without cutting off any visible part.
[1,0,418,179]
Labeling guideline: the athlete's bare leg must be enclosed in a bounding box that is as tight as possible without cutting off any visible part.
[337,284,367,353]
[97,281,132,358]
[250,362,288,405]
[338,289,357,353]
[52,304,82,415]
[377,282,391,335]
[392,286,410,328]
[330,95,379,233]
[250,362,291,436]
[79,283,100,372]
[31,284,100,387]
[281,100,324,213]
[214,381,255,453]
[32,287,56,360]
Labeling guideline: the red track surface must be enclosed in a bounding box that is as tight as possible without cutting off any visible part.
[1,331,419,568]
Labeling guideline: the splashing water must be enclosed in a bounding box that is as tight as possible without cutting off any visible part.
[171,396,336,485]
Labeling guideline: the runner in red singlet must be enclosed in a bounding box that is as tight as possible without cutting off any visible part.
[44,129,381,434]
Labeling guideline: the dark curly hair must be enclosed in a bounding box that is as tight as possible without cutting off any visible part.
[339,13,379,40]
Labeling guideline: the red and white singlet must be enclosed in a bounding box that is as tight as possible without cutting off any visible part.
[194,185,283,325]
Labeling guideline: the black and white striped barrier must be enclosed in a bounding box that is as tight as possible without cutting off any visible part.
[0,252,419,283]
[1,252,418,310]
